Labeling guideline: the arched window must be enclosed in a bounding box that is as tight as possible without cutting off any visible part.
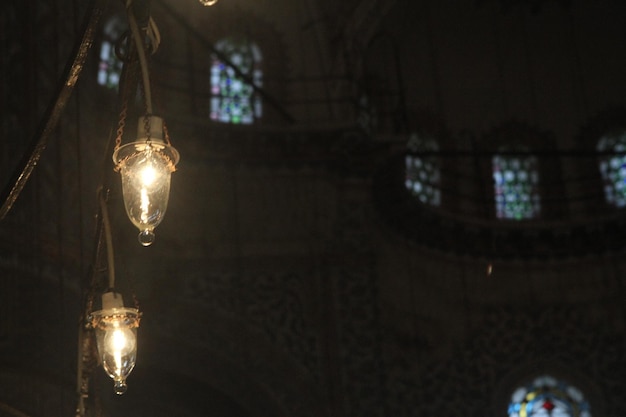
[405,133,440,206]
[597,131,626,207]
[210,37,262,124]
[507,375,591,417]
[492,149,540,220]
[97,16,125,90]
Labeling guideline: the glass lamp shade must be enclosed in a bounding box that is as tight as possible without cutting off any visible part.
[113,117,179,246]
[89,294,140,395]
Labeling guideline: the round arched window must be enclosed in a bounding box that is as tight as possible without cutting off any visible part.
[404,132,441,206]
[507,375,591,417]
[597,130,626,208]
[492,147,540,220]
[97,15,126,90]
[210,37,262,124]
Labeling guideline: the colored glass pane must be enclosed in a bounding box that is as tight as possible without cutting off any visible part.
[492,153,540,219]
[210,38,262,124]
[597,132,626,207]
[97,17,125,90]
[507,375,591,417]
[405,133,440,206]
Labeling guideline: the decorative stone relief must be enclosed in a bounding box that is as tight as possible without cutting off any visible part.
[332,261,386,417]
[383,305,626,417]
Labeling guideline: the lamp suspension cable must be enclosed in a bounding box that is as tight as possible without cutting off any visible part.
[98,187,116,290]
[125,0,160,115]
[87,189,142,394]
[114,0,179,246]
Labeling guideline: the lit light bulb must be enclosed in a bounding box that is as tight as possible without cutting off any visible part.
[103,326,136,364]
[113,116,179,246]
[199,0,219,5]
[120,147,171,245]
[140,164,158,186]
[90,292,141,395]
[101,325,137,394]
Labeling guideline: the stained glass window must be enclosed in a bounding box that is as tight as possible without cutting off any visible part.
[405,133,440,206]
[492,152,540,219]
[597,131,626,207]
[97,16,125,90]
[210,37,262,124]
[508,375,591,417]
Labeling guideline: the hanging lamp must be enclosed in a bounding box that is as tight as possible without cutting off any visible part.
[89,291,141,395]
[111,0,180,246]
[113,115,179,246]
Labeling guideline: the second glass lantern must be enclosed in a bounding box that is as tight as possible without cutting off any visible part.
[89,291,141,395]
[113,115,179,246]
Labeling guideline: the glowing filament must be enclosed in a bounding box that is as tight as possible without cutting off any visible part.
[140,188,150,224]
[140,165,157,187]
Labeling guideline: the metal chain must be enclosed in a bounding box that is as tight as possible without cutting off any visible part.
[114,101,127,150]
[115,37,141,150]
[114,66,135,151]
[163,120,172,145]
[131,291,142,313]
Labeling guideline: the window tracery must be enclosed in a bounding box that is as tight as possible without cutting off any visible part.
[405,133,441,206]
[492,150,540,220]
[97,16,125,90]
[597,131,626,207]
[210,37,262,124]
[508,375,591,417]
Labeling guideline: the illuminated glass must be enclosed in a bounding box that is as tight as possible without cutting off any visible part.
[210,37,262,124]
[405,133,440,206]
[597,132,626,207]
[507,375,591,417]
[492,153,540,219]
[98,16,125,90]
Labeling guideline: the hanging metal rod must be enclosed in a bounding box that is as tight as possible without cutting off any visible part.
[0,0,107,221]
